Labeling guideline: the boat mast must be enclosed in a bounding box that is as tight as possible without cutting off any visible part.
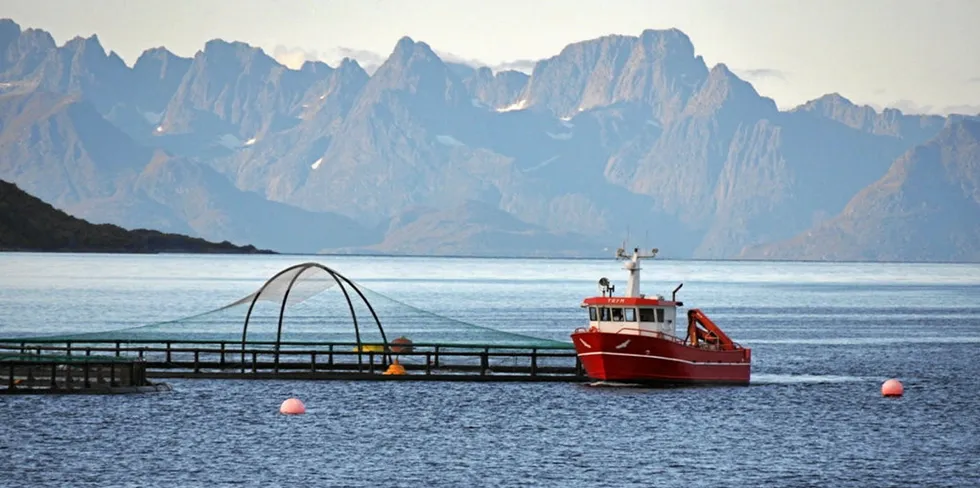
[616,247,658,297]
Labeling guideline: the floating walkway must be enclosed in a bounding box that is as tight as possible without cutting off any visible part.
[1,351,171,394]
[0,340,584,383]
[0,261,587,386]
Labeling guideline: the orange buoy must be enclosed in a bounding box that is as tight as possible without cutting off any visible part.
[383,358,407,375]
[280,397,306,415]
[882,379,904,397]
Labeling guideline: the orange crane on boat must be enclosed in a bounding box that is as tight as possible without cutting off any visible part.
[686,309,739,351]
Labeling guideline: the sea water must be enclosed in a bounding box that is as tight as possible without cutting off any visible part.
[0,253,978,487]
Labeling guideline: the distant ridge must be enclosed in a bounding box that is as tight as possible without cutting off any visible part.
[0,17,976,261]
[739,117,980,262]
[0,179,273,254]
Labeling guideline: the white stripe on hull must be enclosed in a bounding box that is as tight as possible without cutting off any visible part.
[577,351,749,367]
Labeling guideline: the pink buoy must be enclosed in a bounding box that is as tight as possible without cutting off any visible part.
[881,379,904,397]
[280,397,306,415]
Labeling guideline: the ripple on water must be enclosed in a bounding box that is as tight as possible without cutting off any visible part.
[1,255,979,486]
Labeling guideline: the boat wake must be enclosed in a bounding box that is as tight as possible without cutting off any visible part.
[586,380,649,388]
[749,374,871,385]
[748,337,980,345]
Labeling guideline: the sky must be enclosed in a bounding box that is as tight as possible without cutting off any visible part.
[2,0,979,114]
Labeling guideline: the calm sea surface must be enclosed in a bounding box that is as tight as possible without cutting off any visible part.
[1,253,979,487]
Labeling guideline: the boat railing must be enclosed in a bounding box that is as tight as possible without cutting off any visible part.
[574,326,688,345]
[574,326,686,344]
[612,327,691,345]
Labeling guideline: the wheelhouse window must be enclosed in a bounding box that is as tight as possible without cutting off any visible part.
[656,308,665,323]
[611,308,624,321]
[638,308,656,322]
[624,308,636,321]
[589,307,597,321]
[600,307,611,321]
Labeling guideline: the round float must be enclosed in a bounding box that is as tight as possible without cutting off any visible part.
[881,379,904,397]
[280,397,306,414]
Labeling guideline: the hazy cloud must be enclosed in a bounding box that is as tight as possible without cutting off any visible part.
[736,68,788,81]
[328,46,386,71]
[885,99,980,116]
[942,103,980,115]
[968,76,980,83]
[887,99,933,114]
[272,45,321,70]
[434,50,483,67]
[493,59,537,73]
[271,44,387,73]
[439,54,539,74]
[433,50,539,74]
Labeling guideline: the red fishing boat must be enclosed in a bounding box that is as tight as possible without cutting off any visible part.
[571,247,751,386]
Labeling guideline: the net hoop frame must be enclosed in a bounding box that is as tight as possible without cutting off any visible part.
[240,262,390,369]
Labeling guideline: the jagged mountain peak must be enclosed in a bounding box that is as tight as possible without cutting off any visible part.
[53,33,130,78]
[796,91,911,119]
[299,59,333,76]
[683,63,776,116]
[159,32,333,140]
[333,36,469,150]
[129,47,192,113]
[709,62,735,76]
[22,27,56,46]
[0,18,19,30]
[639,27,697,54]
[0,18,21,45]
[132,47,192,85]
[134,46,186,65]
[203,38,256,52]
[390,35,441,57]
[366,34,461,92]
[0,23,59,55]
[387,35,442,65]
[106,50,126,64]
[521,28,709,120]
[704,63,768,96]
[334,57,369,84]
[199,38,277,67]
[464,65,529,109]
[795,91,946,139]
[797,92,864,112]
[545,27,697,59]
[395,35,416,49]
[182,38,283,85]
[337,57,362,69]
[60,34,109,59]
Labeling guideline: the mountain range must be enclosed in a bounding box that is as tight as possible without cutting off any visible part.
[0,18,977,261]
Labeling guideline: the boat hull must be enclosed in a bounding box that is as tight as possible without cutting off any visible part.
[571,331,751,386]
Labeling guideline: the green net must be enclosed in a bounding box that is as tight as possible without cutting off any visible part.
[4,262,571,350]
